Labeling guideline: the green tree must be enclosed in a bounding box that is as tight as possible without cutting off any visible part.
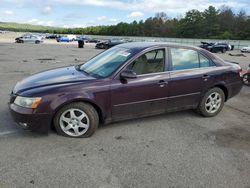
[178,9,204,38]
[203,6,220,38]
[218,6,235,35]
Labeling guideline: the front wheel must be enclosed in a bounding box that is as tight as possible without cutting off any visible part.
[197,88,225,117]
[53,102,99,138]
[221,48,226,53]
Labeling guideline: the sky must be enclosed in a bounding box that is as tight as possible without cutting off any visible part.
[0,0,250,28]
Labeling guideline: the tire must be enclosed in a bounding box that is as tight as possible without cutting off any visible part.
[211,48,216,53]
[53,102,99,138]
[20,40,24,43]
[221,48,226,53]
[242,73,250,86]
[197,88,225,117]
[35,40,40,44]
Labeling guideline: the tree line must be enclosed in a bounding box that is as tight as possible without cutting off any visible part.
[54,6,250,40]
[1,6,250,40]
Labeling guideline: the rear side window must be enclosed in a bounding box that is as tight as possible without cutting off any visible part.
[171,48,199,70]
[199,54,210,67]
[170,48,212,70]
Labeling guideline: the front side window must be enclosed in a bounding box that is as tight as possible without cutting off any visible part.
[79,47,134,78]
[126,49,165,75]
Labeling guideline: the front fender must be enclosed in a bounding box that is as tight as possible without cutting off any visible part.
[50,91,96,111]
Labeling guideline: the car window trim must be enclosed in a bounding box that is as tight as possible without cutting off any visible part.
[168,66,216,73]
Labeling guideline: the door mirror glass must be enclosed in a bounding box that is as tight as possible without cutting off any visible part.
[120,70,137,79]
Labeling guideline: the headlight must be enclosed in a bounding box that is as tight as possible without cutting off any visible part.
[14,96,42,109]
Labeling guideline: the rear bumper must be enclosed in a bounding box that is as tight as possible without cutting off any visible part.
[9,103,52,134]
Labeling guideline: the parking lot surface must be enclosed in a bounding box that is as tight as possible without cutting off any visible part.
[0,41,250,188]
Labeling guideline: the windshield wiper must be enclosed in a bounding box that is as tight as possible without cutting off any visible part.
[74,64,80,70]
[75,65,89,75]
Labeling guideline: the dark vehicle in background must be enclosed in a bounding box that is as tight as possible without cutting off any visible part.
[95,40,109,49]
[15,34,43,44]
[46,34,59,39]
[85,37,100,43]
[199,41,234,53]
[95,38,129,49]
[9,42,242,138]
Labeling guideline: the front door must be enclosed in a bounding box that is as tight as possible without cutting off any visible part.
[110,48,170,121]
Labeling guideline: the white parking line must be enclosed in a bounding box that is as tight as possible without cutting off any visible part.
[0,130,18,136]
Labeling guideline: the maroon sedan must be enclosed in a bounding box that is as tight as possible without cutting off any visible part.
[9,42,242,138]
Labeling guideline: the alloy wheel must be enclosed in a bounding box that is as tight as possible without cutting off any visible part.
[205,92,222,114]
[59,108,90,137]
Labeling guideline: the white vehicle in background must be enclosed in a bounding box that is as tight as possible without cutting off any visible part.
[67,34,76,41]
[241,46,250,53]
[15,34,43,44]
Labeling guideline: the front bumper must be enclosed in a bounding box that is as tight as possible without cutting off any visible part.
[9,103,53,134]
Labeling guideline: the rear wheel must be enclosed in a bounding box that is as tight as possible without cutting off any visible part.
[242,73,250,86]
[35,40,40,44]
[197,88,225,117]
[53,102,99,138]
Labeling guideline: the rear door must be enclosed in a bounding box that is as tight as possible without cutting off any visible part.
[110,48,170,121]
[168,47,215,109]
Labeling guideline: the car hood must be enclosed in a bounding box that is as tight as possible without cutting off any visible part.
[13,66,95,94]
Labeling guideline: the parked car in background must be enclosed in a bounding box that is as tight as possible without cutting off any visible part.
[56,35,76,42]
[76,35,88,41]
[85,37,100,43]
[0,30,9,34]
[57,36,69,42]
[199,41,234,53]
[46,34,58,39]
[95,40,109,49]
[15,34,43,44]
[57,36,70,42]
[9,42,242,138]
[67,34,77,41]
[95,38,129,49]
[241,46,250,53]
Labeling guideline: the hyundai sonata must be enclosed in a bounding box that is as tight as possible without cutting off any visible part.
[9,42,242,137]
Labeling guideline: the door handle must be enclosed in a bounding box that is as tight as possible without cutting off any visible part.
[202,74,210,81]
[158,80,168,87]
[202,74,210,79]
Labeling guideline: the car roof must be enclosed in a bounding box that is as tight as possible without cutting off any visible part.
[117,42,224,65]
[117,42,201,51]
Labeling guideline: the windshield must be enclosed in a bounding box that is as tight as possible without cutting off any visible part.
[79,47,134,78]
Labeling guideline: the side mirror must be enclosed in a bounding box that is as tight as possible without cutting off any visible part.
[120,70,137,79]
